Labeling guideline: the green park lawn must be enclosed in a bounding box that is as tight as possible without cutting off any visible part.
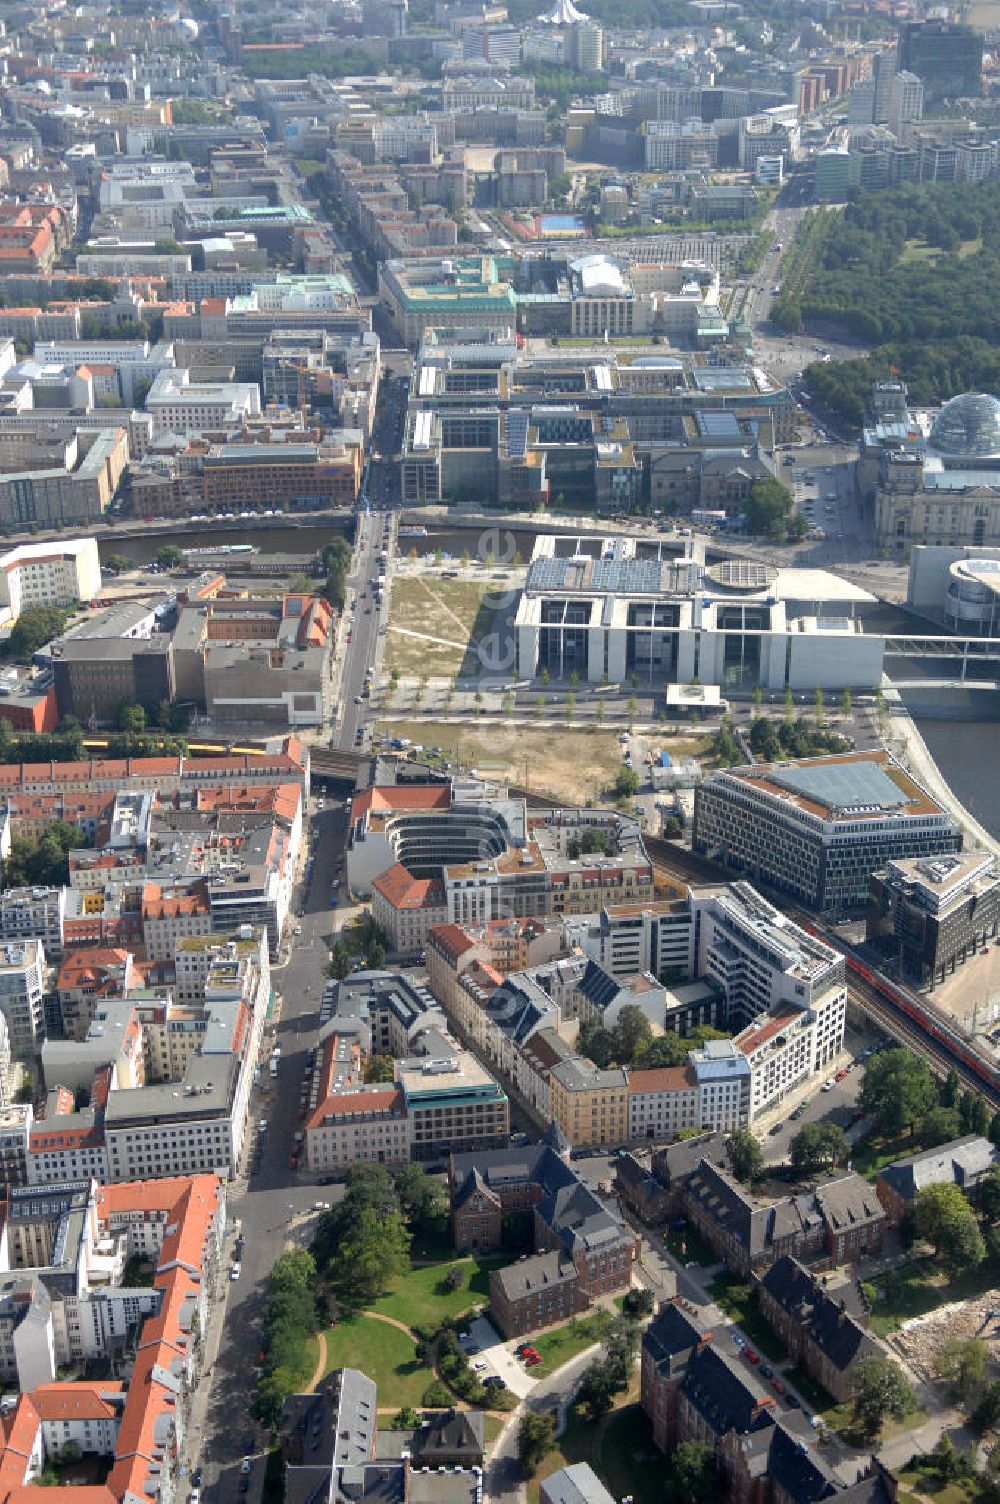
[529,1401,672,1504]
[367,1255,501,1329]
[530,1309,616,1376]
[321,1313,432,1407]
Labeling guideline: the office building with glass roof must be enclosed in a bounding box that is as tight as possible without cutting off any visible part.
[692,750,961,914]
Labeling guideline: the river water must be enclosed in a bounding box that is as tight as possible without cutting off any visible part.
[96,521,539,567]
[914,717,1000,838]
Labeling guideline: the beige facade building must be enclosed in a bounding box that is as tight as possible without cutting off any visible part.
[549,1057,628,1148]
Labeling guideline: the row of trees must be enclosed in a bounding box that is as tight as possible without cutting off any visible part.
[322,536,352,612]
[251,1250,321,1430]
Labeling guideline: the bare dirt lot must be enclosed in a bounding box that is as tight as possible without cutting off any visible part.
[384,574,517,680]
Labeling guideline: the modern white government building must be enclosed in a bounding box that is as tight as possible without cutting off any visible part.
[513,534,885,690]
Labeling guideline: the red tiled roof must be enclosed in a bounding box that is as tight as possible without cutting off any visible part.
[627,1066,696,1094]
[373,862,445,911]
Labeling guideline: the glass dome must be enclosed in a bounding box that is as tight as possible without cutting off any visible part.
[928,393,1000,461]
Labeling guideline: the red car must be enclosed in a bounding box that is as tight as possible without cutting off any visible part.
[743,1348,759,1365]
[524,1354,542,1368]
[835,1068,848,1081]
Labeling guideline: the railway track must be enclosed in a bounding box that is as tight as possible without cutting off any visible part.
[641,837,1000,1104]
[847,970,1000,1107]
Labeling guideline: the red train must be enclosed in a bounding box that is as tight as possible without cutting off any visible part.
[795,916,999,1097]
[844,954,1000,1096]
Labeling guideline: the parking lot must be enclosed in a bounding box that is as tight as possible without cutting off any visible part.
[463,1315,539,1399]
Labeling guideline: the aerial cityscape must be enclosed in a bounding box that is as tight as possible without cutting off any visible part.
[2,6,1000,1504]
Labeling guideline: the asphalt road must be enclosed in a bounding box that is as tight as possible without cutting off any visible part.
[189,804,352,1504]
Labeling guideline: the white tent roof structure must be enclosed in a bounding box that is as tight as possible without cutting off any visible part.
[537,0,589,22]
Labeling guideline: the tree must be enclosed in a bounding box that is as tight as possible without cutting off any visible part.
[615,766,639,797]
[634,1033,689,1069]
[913,1182,986,1274]
[852,1357,917,1441]
[565,692,575,723]
[727,1129,763,1184]
[937,1335,987,1398]
[745,478,793,536]
[3,821,83,888]
[156,544,183,568]
[972,1380,1000,1435]
[8,606,71,660]
[752,685,762,711]
[840,686,853,717]
[578,1020,616,1069]
[813,685,825,724]
[990,1108,1000,1148]
[749,715,781,761]
[327,939,353,980]
[393,1162,446,1230]
[623,1286,654,1318]
[790,1121,846,1170]
[103,553,134,575]
[117,701,146,734]
[941,1068,961,1109]
[920,1105,963,1149]
[859,1048,937,1135]
[985,1169,1000,1227]
[613,1004,653,1063]
[392,1407,422,1429]
[627,695,638,723]
[332,1205,411,1302]
[517,1413,554,1476]
[365,1053,395,1084]
[972,1095,993,1137]
[669,1441,718,1504]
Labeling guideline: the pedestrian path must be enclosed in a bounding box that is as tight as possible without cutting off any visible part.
[305,1331,328,1392]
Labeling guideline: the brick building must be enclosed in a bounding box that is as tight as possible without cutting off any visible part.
[754,1257,880,1403]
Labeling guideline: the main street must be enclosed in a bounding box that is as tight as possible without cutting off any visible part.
[189,797,353,1504]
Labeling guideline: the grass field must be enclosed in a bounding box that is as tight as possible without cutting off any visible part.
[373,721,633,807]
[530,1309,615,1376]
[321,1314,432,1406]
[385,574,517,679]
[849,1129,920,1183]
[528,1399,671,1504]
[900,236,982,266]
[661,1219,717,1268]
[367,1256,499,1329]
[897,1466,977,1504]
